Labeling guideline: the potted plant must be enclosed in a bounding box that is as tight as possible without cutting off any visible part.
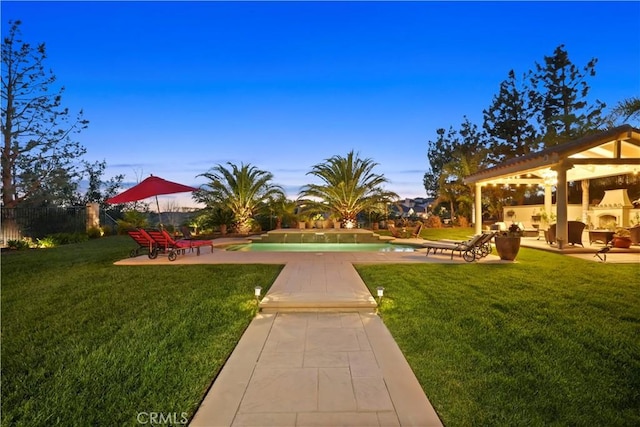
[531,209,541,224]
[312,213,325,229]
[494,223,522,261]
[612,227,632,248]
[297,213,307,229]
[539,208,556,228]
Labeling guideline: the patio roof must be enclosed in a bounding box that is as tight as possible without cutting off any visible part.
[464,124,640,186]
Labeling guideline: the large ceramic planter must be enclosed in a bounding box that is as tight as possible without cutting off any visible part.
[612,236,632,249]
[494,236,521,261]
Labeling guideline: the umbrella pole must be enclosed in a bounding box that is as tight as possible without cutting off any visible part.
[155,195,163,229]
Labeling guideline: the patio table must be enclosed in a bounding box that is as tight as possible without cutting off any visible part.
[588,230,614,245]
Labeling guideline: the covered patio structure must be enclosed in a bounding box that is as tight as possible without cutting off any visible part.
[464,124,640,248]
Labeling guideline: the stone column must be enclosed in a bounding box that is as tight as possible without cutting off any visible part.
[86,203,100,231]
[581,180,590,227]
[553,163,571,249]
[475,183,483,235]
[544,185,553,226]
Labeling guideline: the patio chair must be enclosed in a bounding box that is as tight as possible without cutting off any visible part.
[387,223,403,238]
[181,226,195,239]
[411,223,423,238]
[545,221,586,247]
[127,229,159,259]
[422,233,489,262]
[628,226,640,245]
[568,221,586,246]
[146,228,213,261]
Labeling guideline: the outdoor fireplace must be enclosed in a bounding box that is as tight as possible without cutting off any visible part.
[589,189,633,228]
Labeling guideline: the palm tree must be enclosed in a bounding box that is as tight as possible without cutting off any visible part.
[269,195,298,229]
[610,96,640,125]
[195,162,284,234]
[300,151,398,227]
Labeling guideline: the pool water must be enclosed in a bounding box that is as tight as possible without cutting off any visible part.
[225,243,416,252]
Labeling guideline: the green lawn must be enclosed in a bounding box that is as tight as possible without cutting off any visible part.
[357,247,640,426]
[2,232,639,426]
[1,236,282,426]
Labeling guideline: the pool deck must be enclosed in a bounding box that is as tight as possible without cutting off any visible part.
[114,233,638,427]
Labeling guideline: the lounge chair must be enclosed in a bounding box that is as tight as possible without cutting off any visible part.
[388,223,422,239]
[127,229,159,259]
[181,226,195,239]
[387,223,403,238]
[411,223,423,238]
[423,233,493,262]
[146,228,213,261]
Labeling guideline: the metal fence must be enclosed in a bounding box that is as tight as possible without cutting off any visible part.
[1,206,87,245]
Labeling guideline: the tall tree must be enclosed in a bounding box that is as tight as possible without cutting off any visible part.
[531,44,605,146]
[195,162,284,234]
[18,160,123,208]
[483,69,540,164]
[423,126,459,198]
[1,20,89,208]
[300,150,398,227]
[433,119,488,220]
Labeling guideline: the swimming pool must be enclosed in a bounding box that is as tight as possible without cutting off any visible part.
[224,243,417,252]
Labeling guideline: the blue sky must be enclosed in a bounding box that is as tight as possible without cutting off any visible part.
[3,1,639,207]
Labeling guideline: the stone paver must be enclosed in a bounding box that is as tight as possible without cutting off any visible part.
[191,312,442,427]
[258,260,378,312]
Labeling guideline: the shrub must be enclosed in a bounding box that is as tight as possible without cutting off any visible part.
[36,236,57,248]
[457,216,470,228]
[87,227,102,239]
[425,215,443,228]
[6,239,32,250]
[46,232,89,245]
[116,211,149,234]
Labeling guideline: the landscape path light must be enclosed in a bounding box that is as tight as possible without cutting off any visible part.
[254,286,262,303]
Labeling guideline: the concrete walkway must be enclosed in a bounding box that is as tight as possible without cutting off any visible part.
[258,260,378,312]
[190,312,442,427]
[185,250,443,426]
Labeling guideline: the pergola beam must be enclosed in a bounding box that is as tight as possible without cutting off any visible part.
[477,179,544,186]
[567,158,640,165]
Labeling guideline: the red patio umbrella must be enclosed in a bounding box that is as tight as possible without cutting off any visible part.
[106,175,198,226]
